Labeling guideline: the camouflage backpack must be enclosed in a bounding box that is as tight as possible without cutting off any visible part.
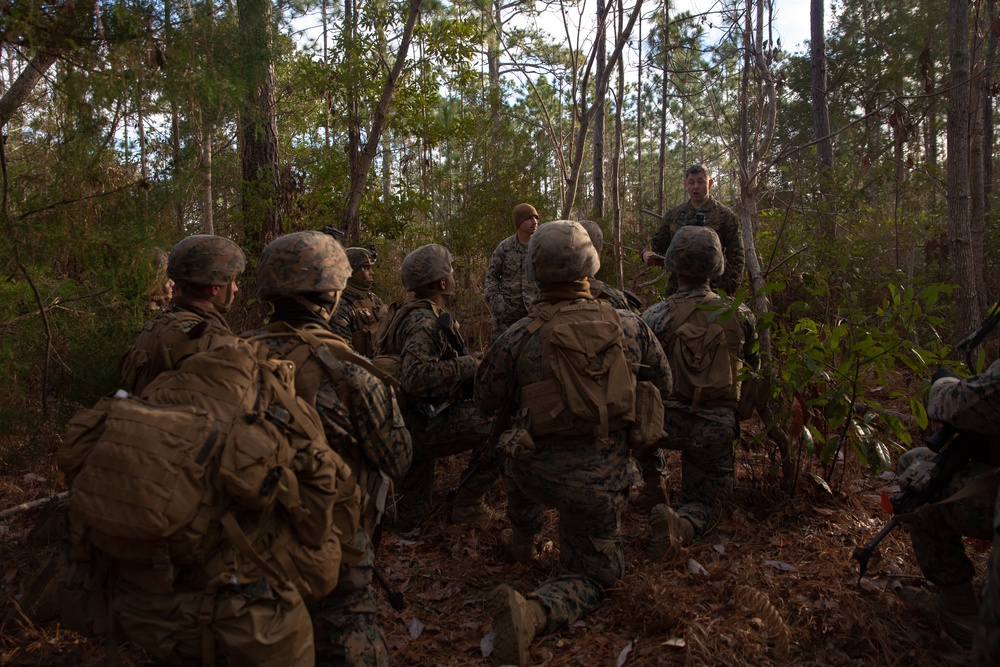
[665,293,743,410]
[517,299,638,445]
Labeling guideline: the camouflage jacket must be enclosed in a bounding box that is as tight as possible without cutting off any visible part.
[589,278,634,312]
[484,234,540,338]
[242,321,412,482]
[329,286,387,359]
[383,299,479,405]
[642,284,758,422]
[651,198,745,294]
[475,293,671,490]
[929,360,1000,434]
[118,297,233,395]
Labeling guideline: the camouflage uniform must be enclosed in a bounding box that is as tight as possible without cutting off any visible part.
[650,198,745,295]
[640,284,757,533]
[484,234,540,341]
[912,360,1000,663]
[589,278,632,312]
[330,248,388,359]
[476,221,671,649]
[248,231,414,667]
[382,299,495,528]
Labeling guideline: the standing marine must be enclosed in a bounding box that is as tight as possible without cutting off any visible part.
[376,243,496,530]
[484,203,541,341]
[641,164,744,296]
[475,220,670,666]
[330,246,388,359]
[244,230,413,666]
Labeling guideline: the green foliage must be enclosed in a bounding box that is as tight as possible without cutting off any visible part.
[757,275,955,494]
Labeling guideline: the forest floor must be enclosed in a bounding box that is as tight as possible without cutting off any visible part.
[0,401,989,667]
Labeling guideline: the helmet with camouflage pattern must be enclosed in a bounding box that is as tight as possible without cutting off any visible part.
[256,230,352,300]
[663,225,725,279]
[345,247,375,271]
[400,244,453,291]
[576,219,604,254]
[166,235,246,286]
[527,220,599,283]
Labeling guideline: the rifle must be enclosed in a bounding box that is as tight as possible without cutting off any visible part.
[851,425,970,582]
[446,333,532,501]
[372,564,405,611]
[851,302,1000,584]
[416,312,472,431]
[446,397,515,501]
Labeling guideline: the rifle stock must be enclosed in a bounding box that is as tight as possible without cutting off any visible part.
[851,426,970,584]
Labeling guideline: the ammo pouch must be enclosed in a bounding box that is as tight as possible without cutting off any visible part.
[630,380,664,450]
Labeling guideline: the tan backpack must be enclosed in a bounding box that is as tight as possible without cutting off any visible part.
[57,338,349,665]
[666,294,743,410]
[371,299,441,381]
[518,299,638,445]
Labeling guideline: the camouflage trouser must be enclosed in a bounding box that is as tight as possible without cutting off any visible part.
[637,409,738,534]
[974,483,1000,667]
[393,401,495,526]
[504,458,625,633]
[312,527,389,667]
[897,447,997,586]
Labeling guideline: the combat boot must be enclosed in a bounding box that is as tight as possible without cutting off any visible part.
[631,475,668,511]
[500,527,552,565]
[648,504,694,560]
[450,490,491,527]
[898,581,979,646]
[487,584,547,666]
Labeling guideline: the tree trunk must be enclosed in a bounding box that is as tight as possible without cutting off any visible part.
[946,0,981,332]
[0,51,58,129]
[202,121,214,235]
[237,0,282,250]
[612,0,625,290]
[657,0,669,215]
[810,0,835,240]
[560,0,643,219]
[593,0,607,220]
[342,0,423,241]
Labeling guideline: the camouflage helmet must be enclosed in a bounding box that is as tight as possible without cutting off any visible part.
[576,219,604,254]
[663,225,725,279]
[256,230,352,300]
[527,220,599,283]
[345,247,374,271]
[400,244,453,291]
[166,235,246,286]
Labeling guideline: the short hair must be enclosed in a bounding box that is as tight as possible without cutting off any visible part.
[684,164,708,179]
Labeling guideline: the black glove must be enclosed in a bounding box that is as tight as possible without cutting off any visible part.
[931,366,958,384]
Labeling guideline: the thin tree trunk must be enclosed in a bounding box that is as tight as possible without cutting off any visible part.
[202,120,214,234]
[810,0,835,240]
[657,0,669,215]
[593,0,607,219]
[342,0,423,241]
[612,0,625,290]
[946,0,980,332]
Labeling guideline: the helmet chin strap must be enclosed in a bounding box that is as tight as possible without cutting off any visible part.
[292,292,342,322]
[206,282,234,314]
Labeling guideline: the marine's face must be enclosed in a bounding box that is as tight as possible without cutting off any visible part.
[517,214,539,237]
[684,173,712,207]
[355,264,375,282]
